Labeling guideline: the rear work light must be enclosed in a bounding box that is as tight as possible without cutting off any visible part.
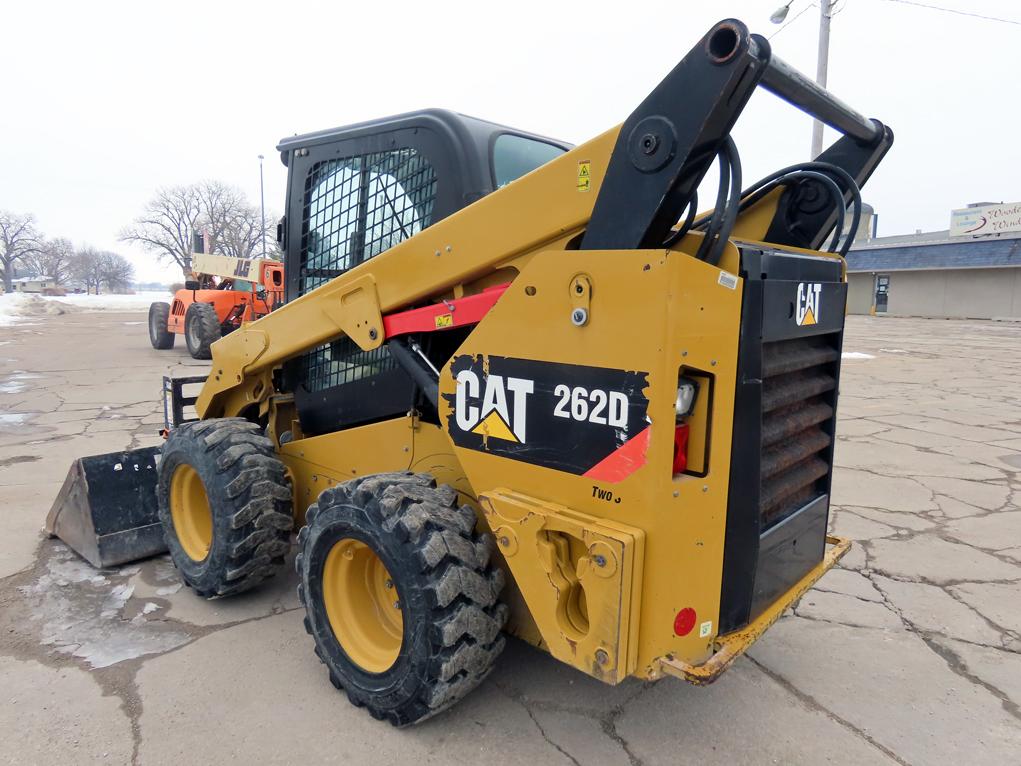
[675,377,698,418]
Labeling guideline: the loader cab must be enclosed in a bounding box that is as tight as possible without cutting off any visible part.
[275,110,570,435]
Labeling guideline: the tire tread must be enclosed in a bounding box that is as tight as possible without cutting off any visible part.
[157,419,293,597]
[296,472,507,726]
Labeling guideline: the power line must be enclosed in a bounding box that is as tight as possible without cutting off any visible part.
[877,0,1021,26]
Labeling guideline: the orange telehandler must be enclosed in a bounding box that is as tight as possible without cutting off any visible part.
[148,253,284,359]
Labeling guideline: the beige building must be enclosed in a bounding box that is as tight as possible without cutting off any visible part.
[9,276,56,294]
[845,230,1021,320]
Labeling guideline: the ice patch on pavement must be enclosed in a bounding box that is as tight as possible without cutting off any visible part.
[152,557,179,582]
[19,544,190,669]
[0,371,43,393]
[880,348,909,354]
[141,602,160,615]
[100,584,135,618]
[842,352,876,360]
[0,412,33,426]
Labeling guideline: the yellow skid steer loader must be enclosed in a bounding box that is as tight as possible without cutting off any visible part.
[49,19,892,726]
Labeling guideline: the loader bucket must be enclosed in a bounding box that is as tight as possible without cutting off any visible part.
[44,446,167,568]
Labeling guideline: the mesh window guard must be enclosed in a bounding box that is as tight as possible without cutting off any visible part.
[299,148,437,296]
[301,336,398,392]
[298,147,436,392]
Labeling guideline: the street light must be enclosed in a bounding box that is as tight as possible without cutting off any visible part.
[257,154,267,258]
[770,1,792,24]
[771,0,835,159]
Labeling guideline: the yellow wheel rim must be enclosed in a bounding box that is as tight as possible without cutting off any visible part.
[169,464,213,561]
[323,538,403,673]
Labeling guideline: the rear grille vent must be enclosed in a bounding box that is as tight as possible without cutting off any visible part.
[759,335,839,528]
[719,248,848,634]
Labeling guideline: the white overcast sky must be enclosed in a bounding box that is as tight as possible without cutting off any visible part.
[2,0,1018,283]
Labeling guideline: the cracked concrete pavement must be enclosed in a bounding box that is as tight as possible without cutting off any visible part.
[1,312,1020,764]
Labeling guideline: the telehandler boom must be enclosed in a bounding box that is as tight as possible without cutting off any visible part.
[50,19,892,726]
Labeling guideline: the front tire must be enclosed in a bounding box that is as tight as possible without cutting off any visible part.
[148,302,175,349]
[157,418,294,597]
[297,472,507,726]
[184,302,220,359]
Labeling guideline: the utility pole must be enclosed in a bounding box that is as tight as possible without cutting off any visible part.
[811,0,834,159]
[258,154,267,258]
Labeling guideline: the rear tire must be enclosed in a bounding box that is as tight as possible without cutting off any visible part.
[296,472,507,726]
[148,302,174,349]
[184,302,220,359]
[157,418,294,597]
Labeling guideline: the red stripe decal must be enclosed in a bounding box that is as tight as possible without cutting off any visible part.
[583,426,650,483]
[383,283,510,338]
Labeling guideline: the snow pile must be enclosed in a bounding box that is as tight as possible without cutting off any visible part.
[0,292,83,325]
[0,291,170,325]
[842,351,876,360]
[48,291,172,311]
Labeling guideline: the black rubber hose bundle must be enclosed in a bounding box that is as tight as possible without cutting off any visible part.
[664,149,863,259]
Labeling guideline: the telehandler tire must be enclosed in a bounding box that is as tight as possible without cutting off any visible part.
[184,302,220,359]
[296,472,507,726]
[157,418,293,597]
[148,302,175,349]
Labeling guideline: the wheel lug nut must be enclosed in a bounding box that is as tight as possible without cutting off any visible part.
[385,579,393,589]
[393,600,400,609]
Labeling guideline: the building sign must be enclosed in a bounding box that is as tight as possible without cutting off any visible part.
[950,202,1021,237]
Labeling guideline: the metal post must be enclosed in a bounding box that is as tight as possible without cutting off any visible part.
[811,0,833,158]
[258,154,267,258]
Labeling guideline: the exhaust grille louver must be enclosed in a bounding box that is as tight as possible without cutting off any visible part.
[719,247,848,635]
[759,335,839,528]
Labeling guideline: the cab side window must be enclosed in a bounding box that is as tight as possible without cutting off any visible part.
[492,134,566,189]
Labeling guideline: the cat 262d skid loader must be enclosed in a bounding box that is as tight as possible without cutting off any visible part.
[49,19,892,725]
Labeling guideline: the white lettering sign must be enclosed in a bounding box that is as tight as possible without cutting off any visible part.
[950,202,1021,237]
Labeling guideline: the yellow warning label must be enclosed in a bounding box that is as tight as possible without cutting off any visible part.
[577,160,591,192]
[434,313,453,328]
[471,410,518,442]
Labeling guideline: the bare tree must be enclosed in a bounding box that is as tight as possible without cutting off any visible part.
[197,180,278,260]
[121,181,275,277]
[99,252,134,293]
[26,237,75,285]
[0,211,42,292]
[69,248,104,295]
[218,205,275,260]
[231,209,281,261]
[120,186,202,279]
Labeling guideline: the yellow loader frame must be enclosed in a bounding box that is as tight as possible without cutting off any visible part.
[107,19,889,699]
